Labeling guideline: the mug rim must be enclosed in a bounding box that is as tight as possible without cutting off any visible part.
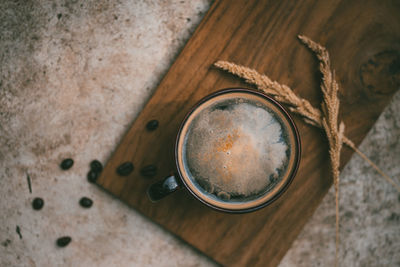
[174,88,301,213]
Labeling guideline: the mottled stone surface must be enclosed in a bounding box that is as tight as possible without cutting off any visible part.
[0,1,214,266]
[0,1,398,266]
[281,91,400,267]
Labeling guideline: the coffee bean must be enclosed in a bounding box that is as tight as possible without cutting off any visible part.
[90,160,103,173]
[116,162,134,176]
[56,236,71,247]
[60,158,74,170]
[140,165,157,177]
[32,198,44,210]
[79,197,93,208]
[87,170,98,183]
[146,120,159,131]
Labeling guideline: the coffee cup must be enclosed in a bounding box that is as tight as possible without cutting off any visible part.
[148,88,300,213]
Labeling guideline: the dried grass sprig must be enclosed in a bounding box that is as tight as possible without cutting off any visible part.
[214,37,400,267]
[344,139,400,192]
[298,35,343,266]
[214,61,322,127]
[213,61,400,193]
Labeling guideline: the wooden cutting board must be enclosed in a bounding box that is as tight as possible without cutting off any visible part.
[96,0,400,266]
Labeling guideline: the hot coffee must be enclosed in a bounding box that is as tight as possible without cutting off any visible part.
[176,91,299,211]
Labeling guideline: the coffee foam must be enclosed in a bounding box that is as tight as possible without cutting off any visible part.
[183,98,289,199]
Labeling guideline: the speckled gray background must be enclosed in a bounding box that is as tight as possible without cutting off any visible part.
[0,1,399,266]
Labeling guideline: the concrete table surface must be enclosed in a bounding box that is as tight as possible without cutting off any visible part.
[1,1,399,266]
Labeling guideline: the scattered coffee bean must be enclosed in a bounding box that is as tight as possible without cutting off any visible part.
[56,236,71,247]
[87,170,98,183]
[146,120,159,131]
[116,162,134,176]
[79,197,93,208]
[140,165,158,177]
[32,197,44,210]
[90,160,103,173]
[60,158,74,170]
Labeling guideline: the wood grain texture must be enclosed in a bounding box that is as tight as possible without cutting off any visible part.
[97,0,400,266]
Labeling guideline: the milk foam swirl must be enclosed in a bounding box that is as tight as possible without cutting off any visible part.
[183,98,290,200]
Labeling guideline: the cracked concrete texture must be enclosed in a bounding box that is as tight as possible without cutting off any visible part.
[0,1,399,266]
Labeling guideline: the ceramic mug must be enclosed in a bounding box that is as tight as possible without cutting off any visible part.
[147,88,301,213]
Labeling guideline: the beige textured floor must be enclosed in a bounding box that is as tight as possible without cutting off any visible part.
[1,1,399,266]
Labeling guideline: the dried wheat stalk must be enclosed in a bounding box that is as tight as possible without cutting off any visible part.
[298,35,344,266]
[213,62,400,192]
[214,36,400,267]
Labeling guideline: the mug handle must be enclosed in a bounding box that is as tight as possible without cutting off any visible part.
[147,174,182,202]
